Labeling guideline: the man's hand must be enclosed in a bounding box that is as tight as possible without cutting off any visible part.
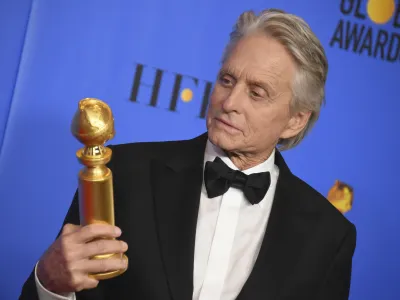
[36,223,128,294]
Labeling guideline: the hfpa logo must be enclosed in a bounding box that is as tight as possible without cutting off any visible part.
[129,63,214,119]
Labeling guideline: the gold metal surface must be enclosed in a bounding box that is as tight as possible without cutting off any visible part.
[327,180,354,214]
[71,98,128,280]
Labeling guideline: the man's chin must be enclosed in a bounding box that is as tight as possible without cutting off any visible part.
[208,129,241,151]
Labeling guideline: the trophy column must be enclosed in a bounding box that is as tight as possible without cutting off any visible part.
[71,98,128,280]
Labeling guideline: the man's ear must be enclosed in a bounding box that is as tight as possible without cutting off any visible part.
[279,111,312,140]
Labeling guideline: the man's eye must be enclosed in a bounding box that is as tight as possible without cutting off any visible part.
[250,88,266,99]
[219,75,233,86]
[250,91,261,98]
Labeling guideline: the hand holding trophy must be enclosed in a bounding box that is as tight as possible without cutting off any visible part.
[36,98,128,294]
[71,98,129,280]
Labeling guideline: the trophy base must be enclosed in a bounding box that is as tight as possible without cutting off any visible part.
[88,253,128,280]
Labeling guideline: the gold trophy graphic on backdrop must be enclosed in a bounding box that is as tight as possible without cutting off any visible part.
[71,98,128,280]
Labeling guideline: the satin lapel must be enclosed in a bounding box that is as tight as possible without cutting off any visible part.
[150,134,207,300]
[237,151,319,300]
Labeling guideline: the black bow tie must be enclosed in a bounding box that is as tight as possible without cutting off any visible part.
[204,157,271,205]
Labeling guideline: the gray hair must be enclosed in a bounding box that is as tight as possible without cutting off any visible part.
[222,9,328,151]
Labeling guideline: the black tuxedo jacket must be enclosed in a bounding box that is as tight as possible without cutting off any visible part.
[20,132,356,300]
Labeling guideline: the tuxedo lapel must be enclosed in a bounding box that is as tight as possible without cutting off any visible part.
[237,151,320,300]
[150,134,207,300]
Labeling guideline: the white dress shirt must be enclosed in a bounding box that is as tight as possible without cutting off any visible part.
[35,139,279,300]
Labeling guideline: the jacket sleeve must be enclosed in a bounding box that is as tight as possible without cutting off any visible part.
[19,189,81,300]
[318,223,357,300]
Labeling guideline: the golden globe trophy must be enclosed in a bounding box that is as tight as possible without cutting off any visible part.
[70,98,128,280]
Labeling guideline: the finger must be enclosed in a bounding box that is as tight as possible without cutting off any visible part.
[62,224,81,236]
[67,273,99,292]
[83,256,128,274]
[75,224,122,243]
[78,277,99,291]
[80,239,128,259]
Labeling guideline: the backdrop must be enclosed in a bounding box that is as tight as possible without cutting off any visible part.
[0,0,399,299]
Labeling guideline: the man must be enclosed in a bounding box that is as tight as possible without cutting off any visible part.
[20,8,356,300]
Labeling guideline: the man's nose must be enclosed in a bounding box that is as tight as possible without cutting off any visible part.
[222,85,244,113]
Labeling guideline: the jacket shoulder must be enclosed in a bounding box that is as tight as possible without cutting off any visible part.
[109,139,183,159]
[290,173,355,230]
[106,133,205,165]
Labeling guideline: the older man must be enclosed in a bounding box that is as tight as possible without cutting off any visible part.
[20,8,356,300]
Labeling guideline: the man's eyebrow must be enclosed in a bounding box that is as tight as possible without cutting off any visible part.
[247,78,272,90]
[218,66,236,77]
[246,73,278,95]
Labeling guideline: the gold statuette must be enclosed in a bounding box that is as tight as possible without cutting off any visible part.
[71,98,128,280]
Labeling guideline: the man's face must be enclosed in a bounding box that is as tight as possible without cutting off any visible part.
[206,33,309,157]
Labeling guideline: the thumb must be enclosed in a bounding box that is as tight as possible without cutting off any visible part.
[81,276,99,291]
